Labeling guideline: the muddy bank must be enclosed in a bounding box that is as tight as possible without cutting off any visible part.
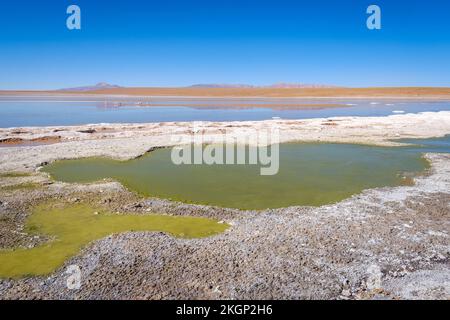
[0,153,448,299]
[0,136,61,148]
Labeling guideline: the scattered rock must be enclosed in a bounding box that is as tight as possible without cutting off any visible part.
[77,129,96,134]
[366,264,383,291]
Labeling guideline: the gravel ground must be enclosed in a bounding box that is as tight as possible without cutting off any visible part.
[0,153,448,300]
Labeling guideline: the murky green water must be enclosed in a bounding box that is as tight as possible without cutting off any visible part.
[43,136,450,210]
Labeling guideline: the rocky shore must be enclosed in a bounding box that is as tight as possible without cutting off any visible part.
[0,113,449,299]
[0,111,449,172]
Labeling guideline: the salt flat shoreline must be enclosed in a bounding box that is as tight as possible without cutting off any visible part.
[0,111,449,172]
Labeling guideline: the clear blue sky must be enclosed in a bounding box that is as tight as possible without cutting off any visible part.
[1,0,449,89]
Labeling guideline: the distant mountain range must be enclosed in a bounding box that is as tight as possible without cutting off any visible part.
[189,83,338,89]
[58,82,122,92]
[58,82,337,91]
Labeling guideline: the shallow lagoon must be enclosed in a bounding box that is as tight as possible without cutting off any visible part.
[1,97,449,127]
[42,136,450,210]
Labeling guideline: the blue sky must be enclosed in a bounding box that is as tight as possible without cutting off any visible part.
[0,0,449,89]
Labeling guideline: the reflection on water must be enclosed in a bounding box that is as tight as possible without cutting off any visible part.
[0,97,449,127]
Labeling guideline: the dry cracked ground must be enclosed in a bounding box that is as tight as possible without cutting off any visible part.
[0,152,449,300]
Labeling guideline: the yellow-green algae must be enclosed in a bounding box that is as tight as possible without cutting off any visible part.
[1,182,41,191]
[0,203,228,279]
[0,172,32,178]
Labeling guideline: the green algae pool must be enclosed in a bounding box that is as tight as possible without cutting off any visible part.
[41,140,448,210]
[0,203,228,278]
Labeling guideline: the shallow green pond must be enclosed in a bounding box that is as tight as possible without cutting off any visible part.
[42,137,450,210]
[0,203,228,278]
